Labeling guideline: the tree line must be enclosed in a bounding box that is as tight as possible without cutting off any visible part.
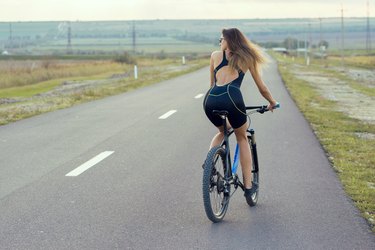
[259,37,329,50]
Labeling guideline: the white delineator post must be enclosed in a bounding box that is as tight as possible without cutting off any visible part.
[134,65,138,79]
[182,56,186,65]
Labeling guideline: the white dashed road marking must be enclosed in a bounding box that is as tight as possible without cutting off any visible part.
[65,151,114,177]
[194,93,204,99]
[158,110,177,119]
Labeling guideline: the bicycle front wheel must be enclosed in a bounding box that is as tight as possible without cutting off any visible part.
[202,146,230,223]
[246,135,259,207]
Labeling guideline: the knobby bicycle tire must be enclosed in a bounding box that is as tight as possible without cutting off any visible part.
[246,135,259,207]
[202,146,230,223]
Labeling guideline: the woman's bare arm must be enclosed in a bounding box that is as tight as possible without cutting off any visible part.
[249,67,277,106]
[209,52,215,87]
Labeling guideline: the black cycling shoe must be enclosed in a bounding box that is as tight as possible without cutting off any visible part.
[244,182,259,197]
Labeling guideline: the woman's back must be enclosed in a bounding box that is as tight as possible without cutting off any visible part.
[212,50,245,88]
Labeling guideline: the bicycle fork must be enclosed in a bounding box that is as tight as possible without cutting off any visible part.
[229,129,258,191]
[249,129,259,175]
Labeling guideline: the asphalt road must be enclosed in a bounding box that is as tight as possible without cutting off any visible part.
[0,59,374,249]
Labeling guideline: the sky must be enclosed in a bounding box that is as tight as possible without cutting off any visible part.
[0,0,373,21]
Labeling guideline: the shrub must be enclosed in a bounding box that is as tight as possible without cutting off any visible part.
[114,52,137,64]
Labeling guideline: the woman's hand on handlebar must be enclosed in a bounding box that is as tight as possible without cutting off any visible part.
[267,101,279,112]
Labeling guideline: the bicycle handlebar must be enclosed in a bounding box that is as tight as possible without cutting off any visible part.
[246,102,280,114]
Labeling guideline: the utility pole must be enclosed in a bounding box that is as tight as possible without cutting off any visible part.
[308,22,312,65]
[308,23,312,50]
[132,21,136,54]
[319,17,323,65]
[340,4,345,69]
[319,18,322,47]
[304,23,308,62]
[67,21,72,54]
[9,22,13,49]
[297,38,300,57]
[366,0,372,54]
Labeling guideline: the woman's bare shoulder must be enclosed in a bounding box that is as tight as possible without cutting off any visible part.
[211,50,222,58]
[211,51,223,65]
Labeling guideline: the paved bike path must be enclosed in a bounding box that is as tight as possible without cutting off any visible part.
[0,58,374,249]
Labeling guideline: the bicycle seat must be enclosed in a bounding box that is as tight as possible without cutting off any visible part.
[212,110,229,116]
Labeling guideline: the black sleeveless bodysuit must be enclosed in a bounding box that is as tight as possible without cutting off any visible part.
[203,51,247,129]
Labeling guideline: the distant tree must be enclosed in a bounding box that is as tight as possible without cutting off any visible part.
[298,40,309,49]
[283,37,298,50]
[272,41,284,48]
[259,41,283,49]
[156,50,167,60]
[318,40,329,49]
[114,52,137,64]
[174,35,212,44]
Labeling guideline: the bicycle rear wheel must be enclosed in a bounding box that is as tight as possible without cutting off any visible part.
[246,135,259,207]
[202,146,230,223]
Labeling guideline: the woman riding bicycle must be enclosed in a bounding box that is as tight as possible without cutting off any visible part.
[203,28,278,198]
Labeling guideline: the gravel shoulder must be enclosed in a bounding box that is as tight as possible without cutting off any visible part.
[290,65,375,124]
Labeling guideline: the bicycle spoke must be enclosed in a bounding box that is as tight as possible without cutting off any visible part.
[202,146,230,222]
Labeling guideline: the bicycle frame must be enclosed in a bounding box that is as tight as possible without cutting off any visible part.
[216,104,268,190]
[216,114,247,192]
[232,129,258,173]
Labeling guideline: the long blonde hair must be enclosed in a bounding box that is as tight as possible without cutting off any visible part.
[222,28,266,74]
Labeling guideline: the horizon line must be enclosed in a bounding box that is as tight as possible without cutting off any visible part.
[1,16,374,23]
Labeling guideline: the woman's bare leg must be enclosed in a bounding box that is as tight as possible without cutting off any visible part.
[234,122,252,189]
[209,126,224,149]
[209,120,232,149]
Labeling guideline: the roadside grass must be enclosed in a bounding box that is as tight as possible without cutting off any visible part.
[273,52,375,233]
[281,49,375,70]
[328,49,375,58]
[0,80,61,98]
[0,61,128,89]
[329,55,375,69]
[0,57,208,125]
[0,70,132,98]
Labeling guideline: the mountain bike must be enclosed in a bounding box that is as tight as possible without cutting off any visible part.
[202,103,279,223]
